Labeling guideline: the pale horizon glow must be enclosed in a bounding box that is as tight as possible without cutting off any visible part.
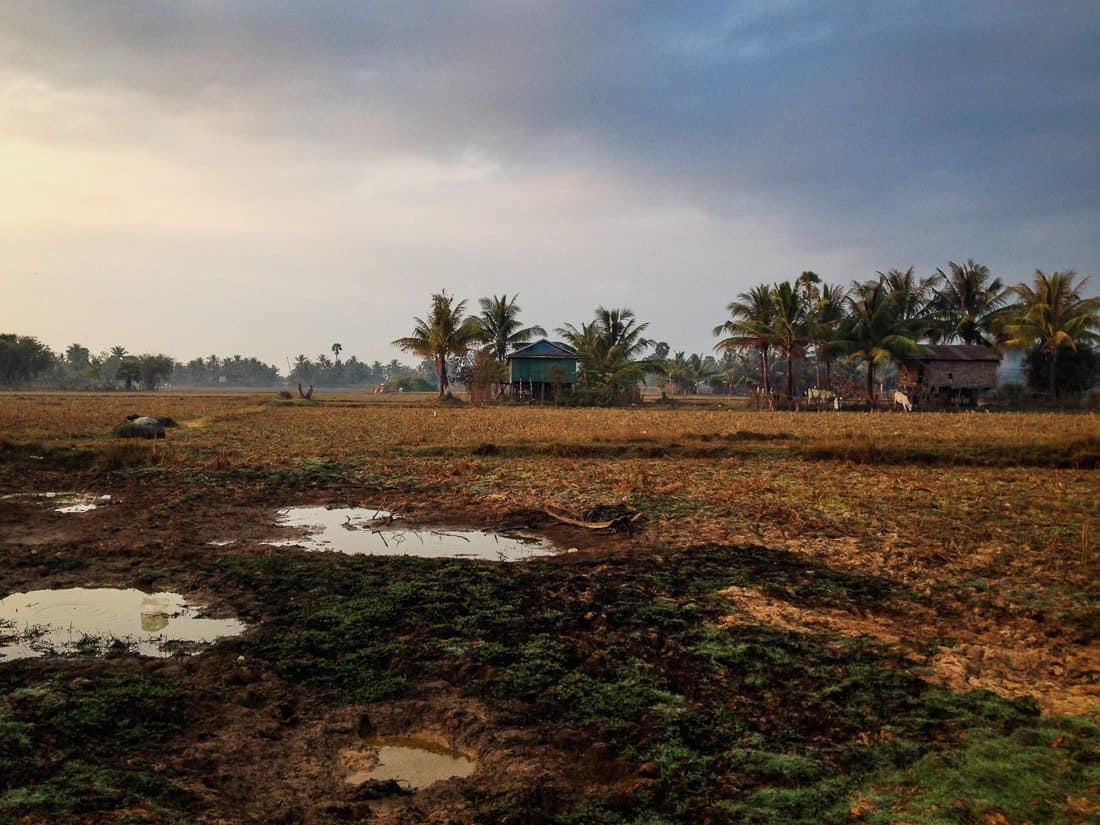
[2,2,1098,367]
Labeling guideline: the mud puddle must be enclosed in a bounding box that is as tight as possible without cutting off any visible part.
[343,735,475,789]
[269,507,556,561]
[0,588,246,660]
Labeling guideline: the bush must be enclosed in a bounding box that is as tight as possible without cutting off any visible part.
[1024,343,1099,395]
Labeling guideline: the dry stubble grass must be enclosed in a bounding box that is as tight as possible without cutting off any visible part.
[0,390,1096,620]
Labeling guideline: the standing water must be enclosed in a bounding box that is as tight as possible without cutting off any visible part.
[269,507,555,562]
[344,735,475,789]
[0,588,246,660]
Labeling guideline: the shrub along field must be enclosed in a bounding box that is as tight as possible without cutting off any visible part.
[0,391,1096,824]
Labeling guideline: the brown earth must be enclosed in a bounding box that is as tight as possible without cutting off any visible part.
[1,398,1097,821]
[718,585,1100,716]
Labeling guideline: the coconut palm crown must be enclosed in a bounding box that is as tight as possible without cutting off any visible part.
[931,259,1010,346]
[713,284,777,394]
[1001,270,1100,395]
[477,294,547,362]
[392,291,483,398]
[769,280,813,398]
[556,307,654,403]
[837,276,931,402]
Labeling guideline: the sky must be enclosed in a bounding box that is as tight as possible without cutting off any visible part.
[2,1,1098,368]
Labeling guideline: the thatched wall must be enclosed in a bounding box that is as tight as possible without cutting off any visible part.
[898,359,999,391]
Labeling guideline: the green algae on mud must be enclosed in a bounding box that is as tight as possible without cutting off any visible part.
[0,542,1095,823]
[0,666,194,823]
[219,545,1099,824]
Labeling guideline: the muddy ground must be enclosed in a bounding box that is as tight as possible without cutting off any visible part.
[0,400,1097,824]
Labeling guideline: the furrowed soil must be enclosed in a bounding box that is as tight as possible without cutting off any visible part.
[0,391,1097,824]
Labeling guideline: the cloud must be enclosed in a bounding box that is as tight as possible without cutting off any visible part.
[0,2,1097,361]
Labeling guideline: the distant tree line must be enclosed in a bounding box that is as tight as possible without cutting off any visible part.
[0,340,180,391]
[4,263,1097,399]
[0,341,435,391]
[395,264,1098,405]
[285,352,438,391]
[710,264,1099,400]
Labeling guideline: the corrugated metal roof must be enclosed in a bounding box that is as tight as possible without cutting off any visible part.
[906,345,1001,362]
[507,339,579,360]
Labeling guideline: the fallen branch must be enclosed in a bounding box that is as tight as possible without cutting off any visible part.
[543,503,643,530]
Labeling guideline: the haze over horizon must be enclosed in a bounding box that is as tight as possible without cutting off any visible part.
[3,2,1098,366]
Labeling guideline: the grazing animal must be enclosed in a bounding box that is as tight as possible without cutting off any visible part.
[114,415,166,439]
[893,390,913,412]
[807,387,836,405]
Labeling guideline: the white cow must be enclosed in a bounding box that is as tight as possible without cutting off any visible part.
[893,390,913,412]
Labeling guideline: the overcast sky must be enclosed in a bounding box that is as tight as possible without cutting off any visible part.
[3,1,1098,367]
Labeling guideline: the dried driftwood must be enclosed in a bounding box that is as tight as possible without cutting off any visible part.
[543,503,642,530]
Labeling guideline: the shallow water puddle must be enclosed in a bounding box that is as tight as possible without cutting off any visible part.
[0,492,110,513]
[269,507,555,561]
[50,493,111,513]
[344,736,475,789]
[0,588,245,660]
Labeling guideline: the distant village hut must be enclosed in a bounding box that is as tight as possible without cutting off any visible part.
[506,339,578,402]
[896,345,1001,407]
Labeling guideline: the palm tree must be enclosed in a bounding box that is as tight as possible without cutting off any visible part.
[331,342,342,363]
[931,260,1009,345]
[713,284,776,394]
[393,291,483,399]
[1001,270,1100,396]
[838,277,930,403]
[881,267,936,328]
[666,351,690,395]
[556,307,654,403]
[65,343,90,369]
[667,351,707,395]
[769,280,812,398]
[810,282,849,389]
[477,294,547,362]
[556,320,602,388]
[109,346,128,360]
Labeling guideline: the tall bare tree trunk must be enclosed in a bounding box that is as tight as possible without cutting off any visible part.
[437,355,447,399]
[759,346,770,394]
[866,359,875,405]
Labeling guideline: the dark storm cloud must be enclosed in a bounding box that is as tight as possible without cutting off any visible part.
[3,1,1097,269]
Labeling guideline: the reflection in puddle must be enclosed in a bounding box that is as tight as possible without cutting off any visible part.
[269,507,555,562]
[345,736,475,789]
[0,588,246,660]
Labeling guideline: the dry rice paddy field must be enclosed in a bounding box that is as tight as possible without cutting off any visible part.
[0,391,1097,824]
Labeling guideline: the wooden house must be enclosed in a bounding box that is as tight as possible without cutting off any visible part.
[896,345,1001,406]
[506,339,578,401]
